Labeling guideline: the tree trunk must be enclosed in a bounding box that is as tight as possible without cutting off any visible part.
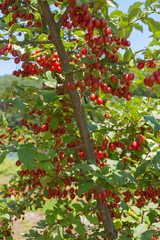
[38,1,118,239]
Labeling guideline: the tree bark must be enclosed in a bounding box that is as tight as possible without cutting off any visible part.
[38,1,118,239]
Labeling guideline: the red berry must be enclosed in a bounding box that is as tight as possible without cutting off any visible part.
[16,160,21,166]
[90,94,96,101]
[137,63,145,69]
[101,199,107,205]
[127,145,132,151]
[105,27,111,35]
[132,141,137,148]
[97,98,103,105]
[41,124,48,132]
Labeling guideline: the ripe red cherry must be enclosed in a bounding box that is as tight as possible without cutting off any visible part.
[102,190,108,198]
[97,98,103,105]
[5,44,12,51]
[100,19,107,28]
[36,21,42,27]
[48,34,52,40]
[137,137,143,146]
[100,67,106,74]
[16,160,21,166]
[132,141,137,148]
[101,199,107,205]
[104,27,111,35]
[128,73,135,80]
[53,52,58,58]
[14,57,20,64]
[127,145,132,151]
[106,52,112,59]
[83,12,90,21]
[60,152,65,160]
[56,66,62,72]
[81,48,87,55]
[137,63,145,69]
[93,19,101,28]
[81,4,88,13]
[41,124,48,132]
[95,61,102,69]
[90,94,96,101]
[21,53,29,61]
[11,50,18,57]
[109,143,115,151]
[136,145,142,152]
[110,75,117,83]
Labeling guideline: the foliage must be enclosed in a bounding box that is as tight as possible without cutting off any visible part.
[0,0,160,239]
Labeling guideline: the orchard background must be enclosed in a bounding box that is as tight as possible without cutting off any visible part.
[0,0,160,239]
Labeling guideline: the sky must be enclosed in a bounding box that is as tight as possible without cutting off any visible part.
[0,0,159,76]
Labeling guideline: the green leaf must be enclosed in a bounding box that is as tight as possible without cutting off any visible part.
[143,18,160,34]
[18,144,35,170]
[78,181,95,196]
[114,170,126,186]
[133,23,143,33]
[44,71,57,88]
[145,0,158,7]
[102,173,115,186]
[41,90,56,104]
[0,151,8,164]
[15,28,33,37]
[46,215,55,224]
[75,162,92,171]
[125,26,133,38]
[144,115,160,137]
[4,12,12,24]
[9,24,21,34]
[128,8,141,22]
[119,201,129,210]
[134,161,150,178]
[123,49,132,61]
[149,40,160,46]
[40,176,53,187]
[110,10,124,18]
[71,218,86,237]
[49,117,59,131]
[36,153,49,161]
[86,214,99,225]
[63,135,72,145]
[154,31,160,39]
[87,121,98,131]
[40,160,52,172]
[0,56,11,61]
[71,203,83,212]
[128,2,143,14]
[152,152,160,172]
[12,97,28,111]
[133,223,154,239]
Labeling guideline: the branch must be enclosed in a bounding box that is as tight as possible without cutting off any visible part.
[116,58,156,65]
[119,11,154,30]
[0,40,54,46]
[22,0,40,13]
[38,0,118,239]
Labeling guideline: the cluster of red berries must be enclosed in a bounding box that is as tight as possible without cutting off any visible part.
[127,135,144,152]
[144,68,160,87]
[0,0,43,28]
[93,185,160,210]
[34,51,62,73]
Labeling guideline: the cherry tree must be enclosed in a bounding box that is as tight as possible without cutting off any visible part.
[0,0,160,239]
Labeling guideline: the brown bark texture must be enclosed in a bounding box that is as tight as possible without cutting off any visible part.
[38,1,118,239]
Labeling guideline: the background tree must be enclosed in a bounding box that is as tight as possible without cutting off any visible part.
[0,0,160,239]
